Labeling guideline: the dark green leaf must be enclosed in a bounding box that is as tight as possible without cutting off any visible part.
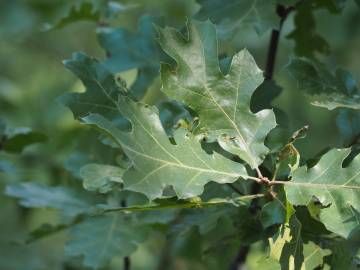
[59,52,130,131]
[2,130,47,153]
[251,80,282,112]
[172,205,238,235]
[295,206,331,237]
[336,110,360,145]
[324,239,360,269]
[0,121,47,153]
[261,198,286,228]
[287,58,360,110]
[287,1,330,58]
[98,15,163,100]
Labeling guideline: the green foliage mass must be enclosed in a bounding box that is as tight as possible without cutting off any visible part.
[1,0,360,270]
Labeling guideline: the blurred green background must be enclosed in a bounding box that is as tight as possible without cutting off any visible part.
[0,0,359,269]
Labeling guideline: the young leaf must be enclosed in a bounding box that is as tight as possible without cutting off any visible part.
[65,215,148,269]
[287,58,360,110]
[5,183,90,217]
[195,0,279,36]
[62,53,251,200]
[158,20,276,169]
[284,148,360,238]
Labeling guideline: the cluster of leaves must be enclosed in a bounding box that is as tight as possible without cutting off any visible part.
[2,0,360,270]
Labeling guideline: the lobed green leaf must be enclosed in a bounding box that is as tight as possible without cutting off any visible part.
[158,20,277,169]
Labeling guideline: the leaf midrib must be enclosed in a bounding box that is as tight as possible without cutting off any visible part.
[121,142,241,178]
[92,77,246,179]
[195,27,256,167]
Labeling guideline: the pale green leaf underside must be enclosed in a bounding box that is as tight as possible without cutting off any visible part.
[80,163,125,193]
[285,149,360,238]
[159,20,276,169]
[63,53,249,200]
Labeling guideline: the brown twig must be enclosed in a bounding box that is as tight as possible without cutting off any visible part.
[264,5,296,80]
